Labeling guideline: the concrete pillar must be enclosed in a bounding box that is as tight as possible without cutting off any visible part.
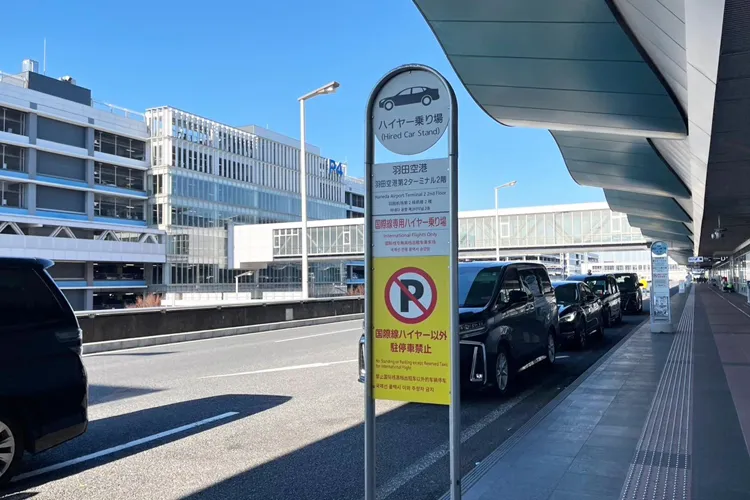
[27,113,37,145]
[84,290,94,311]
[86,191,95,220]
[84,262,95,310]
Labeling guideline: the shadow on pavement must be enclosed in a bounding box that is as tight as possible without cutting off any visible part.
[88,384,164,406]
[10,394,290,493]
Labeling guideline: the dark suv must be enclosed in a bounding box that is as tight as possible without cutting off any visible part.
[359,262,559,396]
[614,272,643,313]
[567,273,623,327]
[0,258,88,486]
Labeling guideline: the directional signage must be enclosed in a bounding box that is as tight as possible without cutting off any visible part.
[371,158,452,404]
[650,241,673,333]
[372,69,451,156]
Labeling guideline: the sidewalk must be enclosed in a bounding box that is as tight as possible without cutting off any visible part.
[443,285,750,500]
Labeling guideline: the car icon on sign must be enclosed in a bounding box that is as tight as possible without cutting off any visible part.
[379,87,440,111]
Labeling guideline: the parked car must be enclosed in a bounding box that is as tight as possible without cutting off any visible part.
[552,281,604,350]
[566,273,622,327]
[359,262,559,396]
[0,258,88,486]
[378,86,440,110]
[614,272,644,313]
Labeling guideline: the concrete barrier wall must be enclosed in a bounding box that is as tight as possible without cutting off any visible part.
[76,297,364,344]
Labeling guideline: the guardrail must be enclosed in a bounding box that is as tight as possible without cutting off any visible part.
[75,295,364,344]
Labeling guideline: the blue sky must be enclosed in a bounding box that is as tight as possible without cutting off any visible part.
[2,0,604,211]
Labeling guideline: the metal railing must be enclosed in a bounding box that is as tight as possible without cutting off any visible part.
[91,100,145,122]
[0,71,27,88]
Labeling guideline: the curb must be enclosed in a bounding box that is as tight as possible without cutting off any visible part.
[82,313,364,354]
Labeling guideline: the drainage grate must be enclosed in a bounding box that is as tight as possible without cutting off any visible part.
[620,289,694,500]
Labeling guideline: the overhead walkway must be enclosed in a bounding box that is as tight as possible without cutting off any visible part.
[443,284,750,500]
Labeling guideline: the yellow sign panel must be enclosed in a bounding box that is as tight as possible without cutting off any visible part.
[372,255,451,405]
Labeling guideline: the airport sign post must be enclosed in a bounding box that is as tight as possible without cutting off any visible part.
[364,65,460,500]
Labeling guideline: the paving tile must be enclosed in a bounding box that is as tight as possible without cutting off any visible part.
[575,444,634,465]
[589,424,643,439]
[585,434,640,450]
[568,456,630,479]
[548,491,619,500]
[555,471,625,497]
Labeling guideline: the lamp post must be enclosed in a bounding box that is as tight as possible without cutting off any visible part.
[494,180,517,261]
[299,81,340,299]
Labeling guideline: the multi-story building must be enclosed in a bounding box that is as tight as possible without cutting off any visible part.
[144,107,359,300]
[0,60,165,310]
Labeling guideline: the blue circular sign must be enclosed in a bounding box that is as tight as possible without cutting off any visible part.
[651,241,668,256]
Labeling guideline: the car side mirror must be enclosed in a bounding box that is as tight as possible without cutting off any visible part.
[638,282,643,287]
[508,290,527,304]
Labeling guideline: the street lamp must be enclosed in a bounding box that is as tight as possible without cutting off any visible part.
[494,181,517,262]
[299,81,340,299]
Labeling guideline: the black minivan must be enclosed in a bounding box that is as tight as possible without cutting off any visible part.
[0,258,88,486]
[359,262,559,396]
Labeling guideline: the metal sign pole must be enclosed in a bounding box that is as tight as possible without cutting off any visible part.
[364,64,460,500]
[446,72,461,500]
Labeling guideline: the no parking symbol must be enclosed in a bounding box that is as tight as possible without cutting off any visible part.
[385,267,437,324]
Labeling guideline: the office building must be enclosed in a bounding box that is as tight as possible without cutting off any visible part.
[144,107,363,300]
[0,60,165,309]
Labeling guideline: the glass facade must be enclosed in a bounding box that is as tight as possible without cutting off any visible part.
[145,107,353,293]
[94,162,145,191]
[0,144,25,172]
[94,131,146,161]
[0,105,25,135]
[94,194,146,221]
[0,181,24,208]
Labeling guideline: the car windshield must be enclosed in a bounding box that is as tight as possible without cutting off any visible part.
[584,278,607,294]
[553,284,577,305]
[616,275,637,291]
[458,267,502,308]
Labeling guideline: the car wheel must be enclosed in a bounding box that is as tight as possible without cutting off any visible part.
[546,331,556,365]
[576,321,587,350]
[0,413,22,487]
[494,346,513,396]
[421,95,432,106]
[384,100,394,111]
[615,308,623,325]
[603,307,611,327]
[637,297,643,313]
[595,322,604,339]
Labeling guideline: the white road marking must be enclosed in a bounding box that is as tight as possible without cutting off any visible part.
[556,355,570,359]
[372,388,534,500]
[199,359,357,379]
[12,412,239,482]
[83,321,363,357]
[274,328,360,343]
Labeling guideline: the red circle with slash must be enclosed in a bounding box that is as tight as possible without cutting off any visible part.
[385,267,437,324]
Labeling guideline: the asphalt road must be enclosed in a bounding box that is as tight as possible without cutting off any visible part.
[2,310,652,500]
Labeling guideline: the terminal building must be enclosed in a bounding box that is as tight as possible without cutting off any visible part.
[144,106,365,301]
[230,202,686,303]
[0,60,165,309]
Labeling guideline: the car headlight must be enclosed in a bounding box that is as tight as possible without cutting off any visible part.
[560,312,577,323]
[459,321,486,337]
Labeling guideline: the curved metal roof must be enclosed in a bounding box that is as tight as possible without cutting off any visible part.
[413,0,731,262]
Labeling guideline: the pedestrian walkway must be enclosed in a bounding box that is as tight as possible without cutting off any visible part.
[444,285,750,500]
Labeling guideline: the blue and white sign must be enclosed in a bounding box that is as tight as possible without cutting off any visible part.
[329,159,344,176]
[650,240,673,333]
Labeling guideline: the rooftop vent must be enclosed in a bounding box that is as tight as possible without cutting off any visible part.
[22,59,39,73]
[59,75,76,85]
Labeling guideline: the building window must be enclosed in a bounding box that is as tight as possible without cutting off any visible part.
[0,181,24,208]
[94,131,146,161]
[94,194,145,220]
[169,234,190,255]
[0,106,25,135]
[0,144,25,172]
[94,162,145,191]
